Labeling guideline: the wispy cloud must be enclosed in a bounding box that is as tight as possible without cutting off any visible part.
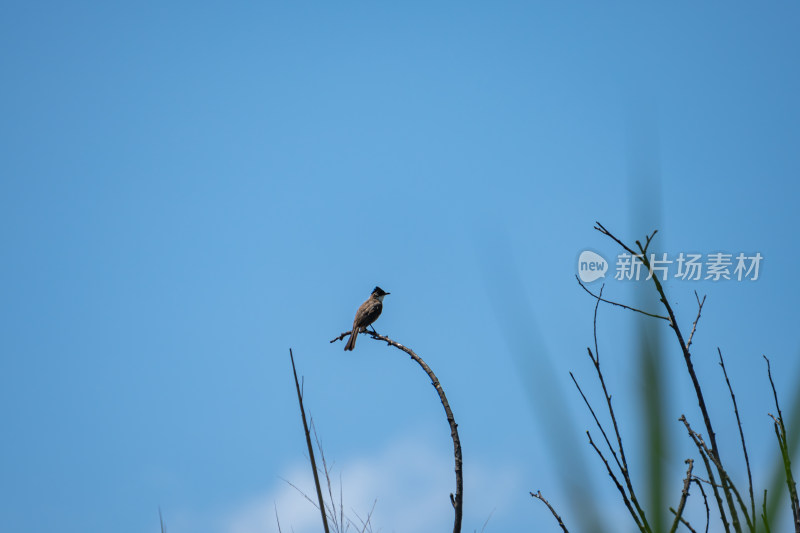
[223,434,520,533]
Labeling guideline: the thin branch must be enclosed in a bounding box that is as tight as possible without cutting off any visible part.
[577,276,669,321]
[693,416,749,532]
[597,223,721,452]
[573,284,650,531]
[363,500,377,533]
[630,229,659,258]
[480,508,496,533]
[725,461,752,530]
[350,499,377,533]
[679,416,731,533]
[274,503,283,533]
[339,472,346,523]
[670,459,695,533]
[589,343,644,521]
[586,431,645,531]
[586,303,651,531]
[769,415,800,533]
[764,356,784,424]
[332,331,464,533]
[593,283,603,364]
[596,223,729,526]
[289,349,330,533]
[693,477,711,533]
[594,222,640,256]
[669,508,698,533]
[686,292,706,351]
[282,476,322,509]
[311,421,339,531]
[719,348,755,530]
[530,491,570,533]
[570,370,624,477]
[764,355,800,533]
[330,330,352,343]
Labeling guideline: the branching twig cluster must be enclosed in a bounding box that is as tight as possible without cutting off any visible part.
[592,222,721,465]
[570,222,799,533]
[569,284,652,532]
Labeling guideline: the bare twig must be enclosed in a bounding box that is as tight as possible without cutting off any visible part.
[283,462,374,533]
[686,292,706,351]
[595,223,733,527]
[670,459,695,533]
[586,431,645,531]
[594,222,642,256]
[289,349,330,533]
[592,284,603,364]
[719,348,755,530]
[577,277,669,321]
[574,283,651,531]
[332,331,463,533]
[480,508,496,533]
[274,503,283,533]
[679,416,732,533]
[764,356,785,428]
[764,355,800,533]
[637,229,659,257]
[587,341,651,531]
[350,499,377,533]
[693,477,711,533]
[589,287,650,531]
[571,370,624,478]
[596,223,722,461]
[330,331,349,343]
[697,421,751,531]
[669,507,698,533]
[531,491,570,533]
[159,507,167,533]
[282,476,323,509]
[310,421,340,531]
[339,472,345,533]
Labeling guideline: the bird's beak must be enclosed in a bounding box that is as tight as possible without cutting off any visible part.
[385,292,391,295]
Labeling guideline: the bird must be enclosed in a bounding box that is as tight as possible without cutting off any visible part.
[344,286,389,351]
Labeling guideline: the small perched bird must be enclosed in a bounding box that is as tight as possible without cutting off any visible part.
[344,286,390,351]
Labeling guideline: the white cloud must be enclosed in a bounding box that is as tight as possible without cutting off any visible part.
[222,435,520,533]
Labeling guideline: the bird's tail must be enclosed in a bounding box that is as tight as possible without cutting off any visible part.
[344,327,358,351]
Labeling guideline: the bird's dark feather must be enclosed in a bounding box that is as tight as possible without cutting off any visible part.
[353,298,382,330]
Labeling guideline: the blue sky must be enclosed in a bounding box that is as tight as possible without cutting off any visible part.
[2,3,799,532]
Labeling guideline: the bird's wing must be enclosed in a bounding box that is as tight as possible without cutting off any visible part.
[358,300,382,328]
